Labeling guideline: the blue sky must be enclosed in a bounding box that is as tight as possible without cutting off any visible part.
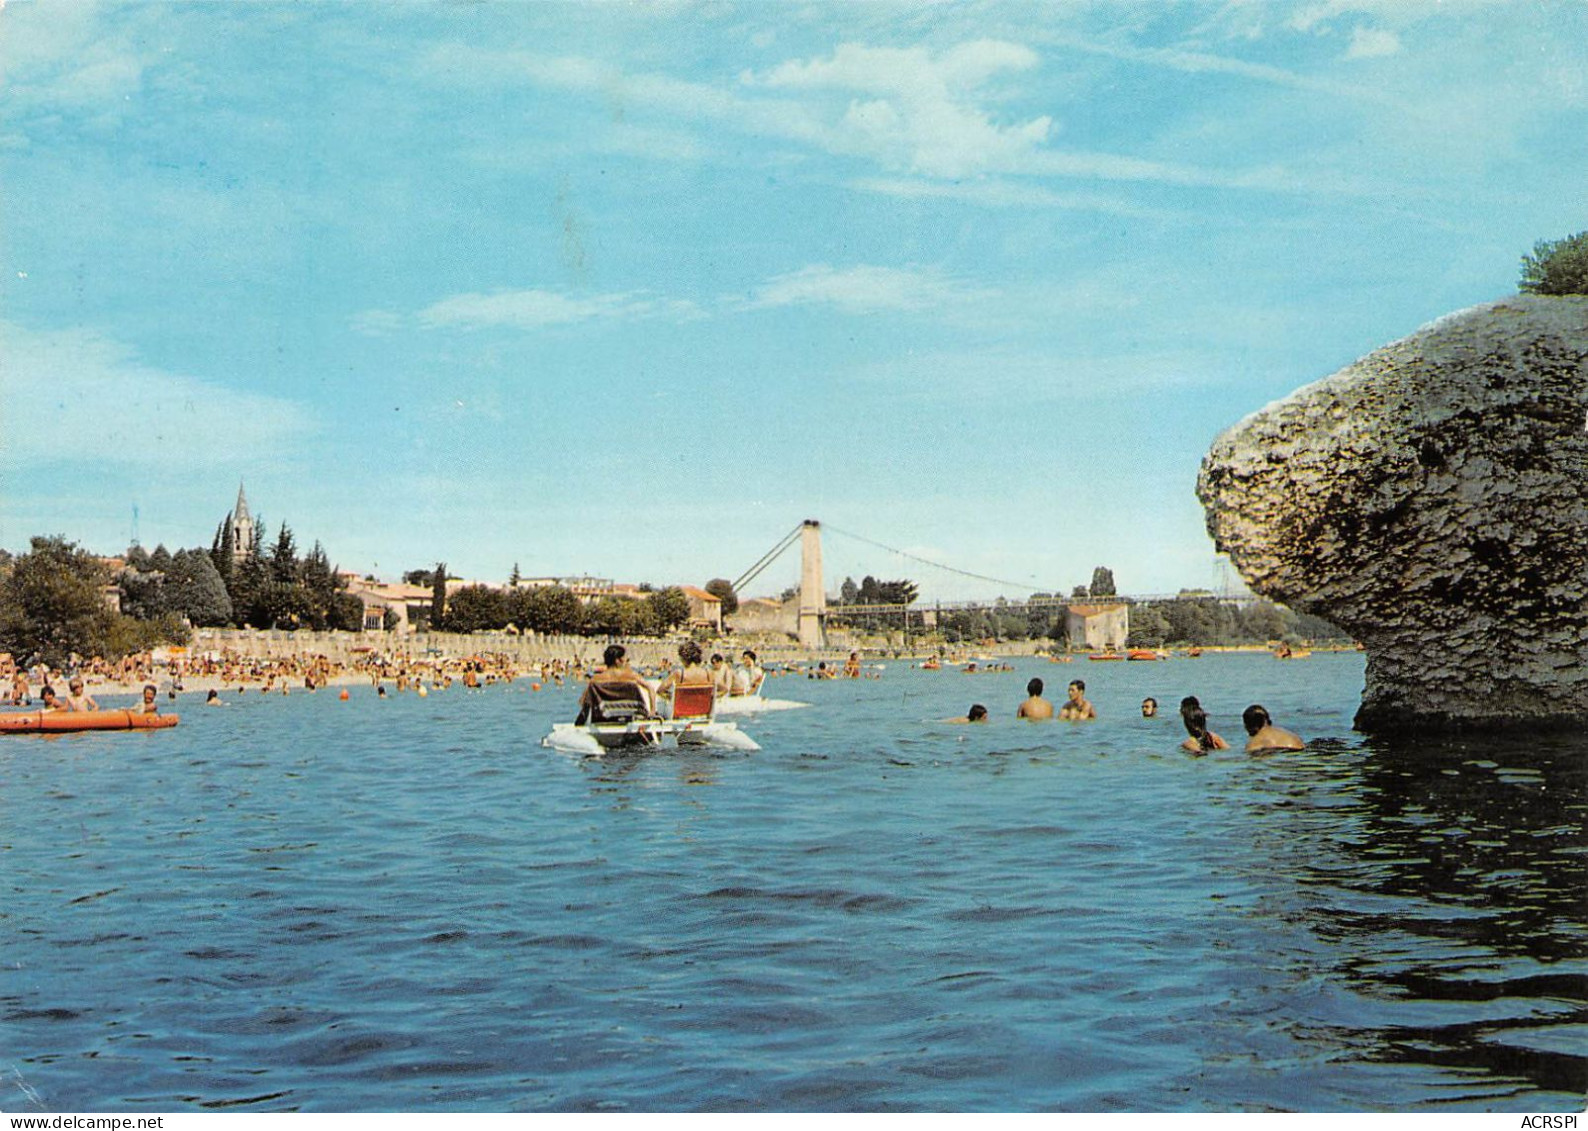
[2,1,1583,601]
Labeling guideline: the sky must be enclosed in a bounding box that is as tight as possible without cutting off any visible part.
[1,1,1584,602]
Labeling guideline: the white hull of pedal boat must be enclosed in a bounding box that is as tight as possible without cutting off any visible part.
[543,719,761,755]
[712,695,809,717]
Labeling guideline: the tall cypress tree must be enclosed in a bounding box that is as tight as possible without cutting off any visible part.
[211,515,236,593]
[430,561,448,630]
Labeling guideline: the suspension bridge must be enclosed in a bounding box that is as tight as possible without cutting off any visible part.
[731,520,1260,648]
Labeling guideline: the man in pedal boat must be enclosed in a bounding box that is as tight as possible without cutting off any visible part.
[732,649,764,697]
[575,645,657,725]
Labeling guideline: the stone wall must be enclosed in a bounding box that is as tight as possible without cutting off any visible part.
[1197,295,1587,733]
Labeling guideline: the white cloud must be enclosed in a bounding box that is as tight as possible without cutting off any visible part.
[0,321,315,468]
[751,40,1053,179]
[743,264,992,315]
[1345,27,1403,59]
[423,39,1327,196]
[402,289,701,332]
[0,3,156,128]
[852,175,1179,218]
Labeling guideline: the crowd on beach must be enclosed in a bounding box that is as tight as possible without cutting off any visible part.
[948,675,1307,754]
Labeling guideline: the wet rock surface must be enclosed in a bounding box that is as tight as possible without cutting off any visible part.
[1197,295,1588,733]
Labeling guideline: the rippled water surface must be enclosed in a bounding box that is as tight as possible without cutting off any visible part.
[2,653,1584,1112]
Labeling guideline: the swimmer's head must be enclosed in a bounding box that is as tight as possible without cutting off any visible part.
[1180,696,1201,715]
[1141,697,1157,717]
[1242,704,1271,735]
[1068,680,1085,694]
[967,704,988,722]
[1027,677,1044,696]
[678,641,703,665]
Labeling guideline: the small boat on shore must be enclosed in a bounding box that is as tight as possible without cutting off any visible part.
[1088,651,1125,662]
[0,709,179,734]
[1126,649,1164,662]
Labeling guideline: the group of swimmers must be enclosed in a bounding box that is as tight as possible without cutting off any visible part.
[34,680,163,715]
[950,677,1305,753]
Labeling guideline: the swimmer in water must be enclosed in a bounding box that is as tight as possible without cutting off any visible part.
[1179,697,1228,753]
[1016,678,1054,720]
[1241,704,1305,752]
[1058,679,1096,720]
[946,704,989,724]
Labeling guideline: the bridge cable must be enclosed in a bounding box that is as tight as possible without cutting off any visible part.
[731,524,804,594]
[823,524,1050,595]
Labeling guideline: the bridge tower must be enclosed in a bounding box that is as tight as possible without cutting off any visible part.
[797,519,826,648]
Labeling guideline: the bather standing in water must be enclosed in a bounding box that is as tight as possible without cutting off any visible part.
[1179,697,1228,753]
[1059,680,1096,720]
[1017,678,1054,720]
[1241,704,1305,752]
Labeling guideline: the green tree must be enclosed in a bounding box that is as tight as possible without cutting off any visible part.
[1236,600,1289,644]
[647,586,691,632]
[231,539,269,627]
[839,576,859,605]
[167,548,232,626]
[118,544,168,619]
[209,517,236,594]
[1126,603,1170,648]
[525,585,584,634]
[704,578,739,616]
[430,562,449,630]
[328,591,366,632]
[509,562,522,588]
[878,579,919,605]
[404,568,434,586]
[269,523,298,586]
[586,596,655,637]
[1089,566,1117,597]
[1520,230,1588,295]
[0,536,184,666]
[447,585,509,633]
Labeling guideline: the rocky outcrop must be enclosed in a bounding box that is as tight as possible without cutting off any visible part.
[1197,295,1588,734]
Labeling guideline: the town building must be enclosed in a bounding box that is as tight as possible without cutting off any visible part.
[1066,602,1130,650]
[680,585,723,632]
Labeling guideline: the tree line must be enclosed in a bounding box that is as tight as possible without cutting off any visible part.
[422,563,694,637]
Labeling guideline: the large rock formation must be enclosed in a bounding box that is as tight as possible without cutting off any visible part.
[1197,295,1588,734]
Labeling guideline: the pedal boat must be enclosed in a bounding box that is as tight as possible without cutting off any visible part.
[544,683,758,756]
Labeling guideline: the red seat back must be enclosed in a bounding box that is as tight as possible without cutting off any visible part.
[672,683,715,721]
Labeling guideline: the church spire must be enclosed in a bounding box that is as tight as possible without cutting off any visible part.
[230,481,255,561]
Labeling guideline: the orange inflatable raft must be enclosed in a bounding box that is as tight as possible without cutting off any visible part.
[0,709,179,734]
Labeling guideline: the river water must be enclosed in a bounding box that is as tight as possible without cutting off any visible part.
[2,653,1583,1112]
